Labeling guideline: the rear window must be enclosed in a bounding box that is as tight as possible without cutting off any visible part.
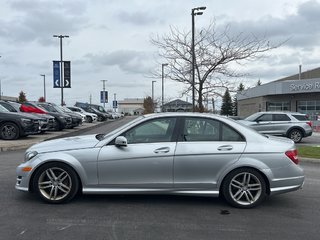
[273,114,291,121]
[292,114,308,121]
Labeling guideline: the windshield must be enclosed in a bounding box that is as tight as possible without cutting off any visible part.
[102,116,144,139]
[0,105,9,112]
[245,113,261,121]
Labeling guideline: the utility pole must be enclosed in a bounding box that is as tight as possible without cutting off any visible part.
[40,74,46,101]
[161,63,168,112]
[0,55,2,100]
[152,81,156,113]
[53,34,69,106]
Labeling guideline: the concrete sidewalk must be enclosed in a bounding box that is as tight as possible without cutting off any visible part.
[0,121,105,152]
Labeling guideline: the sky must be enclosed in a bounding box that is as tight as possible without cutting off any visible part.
[0,0,320,108]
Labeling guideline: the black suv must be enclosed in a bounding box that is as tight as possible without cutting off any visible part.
[0,104,40,140]
[75,102,109,121]
[0,101,56,132]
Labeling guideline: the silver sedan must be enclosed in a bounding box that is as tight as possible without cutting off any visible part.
[16,113,304,208]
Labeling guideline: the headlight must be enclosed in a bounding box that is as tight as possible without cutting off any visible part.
[21,118,32,126]
[24,151,38,162]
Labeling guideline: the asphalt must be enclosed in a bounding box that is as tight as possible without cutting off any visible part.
[0,121,319,163]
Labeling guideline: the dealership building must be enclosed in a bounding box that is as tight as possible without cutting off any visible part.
[237,67,320,121]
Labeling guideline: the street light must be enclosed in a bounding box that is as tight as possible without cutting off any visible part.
[40,74,46,102]
[161,63,168,112]
[101,80,108,108]
[152,80,156,112]
[53,34,69,106]
[191,6,206,112]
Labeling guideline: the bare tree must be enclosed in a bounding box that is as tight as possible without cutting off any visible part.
[151,21,280,112]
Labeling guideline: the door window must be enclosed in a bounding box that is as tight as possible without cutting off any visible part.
[183,117,244,142]
[122,118,176,144]
[256,114,272,121]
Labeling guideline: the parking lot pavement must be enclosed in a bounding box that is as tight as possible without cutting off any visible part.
[0,121,105,152]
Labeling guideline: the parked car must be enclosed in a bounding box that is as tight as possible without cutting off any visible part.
[39,103,83,128]
[0,101,56,132]
[67,106,98,123]
[61,106,86,123]
[0,104,40,140]
[16,113,304,208]
[75,102,110,121]
[240,112,312,143]
[20,102,72,131]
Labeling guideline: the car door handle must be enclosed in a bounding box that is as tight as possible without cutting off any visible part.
[217,145,233,151]
[154,147,170,154]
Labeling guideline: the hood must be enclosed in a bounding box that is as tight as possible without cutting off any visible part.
[27,134,100,153]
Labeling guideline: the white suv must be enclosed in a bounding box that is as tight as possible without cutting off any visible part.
[240,112,313,143]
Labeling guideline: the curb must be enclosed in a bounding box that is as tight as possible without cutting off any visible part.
[300,157,320,163]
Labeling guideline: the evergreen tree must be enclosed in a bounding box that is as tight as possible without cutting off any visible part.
[143,96,154,114]
[232,83,245,116]
[221,88,233,116]
[257,79,262,86]
[18,91,27,103]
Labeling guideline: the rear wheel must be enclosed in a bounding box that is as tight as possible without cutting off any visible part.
[288,129,303,143]
[86,116,93,123]
[0,122,20,140]
[222,168,267,208]
[32,162,79,204]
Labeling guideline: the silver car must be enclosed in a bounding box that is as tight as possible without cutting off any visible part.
[240,112,313,143]
[16,113,304,208]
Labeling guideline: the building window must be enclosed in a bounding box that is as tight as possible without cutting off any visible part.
[297,100,320,120]
[266,102,290,111]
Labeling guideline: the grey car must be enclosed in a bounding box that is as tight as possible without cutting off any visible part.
[16,113,304,208]
[240,112,312,143]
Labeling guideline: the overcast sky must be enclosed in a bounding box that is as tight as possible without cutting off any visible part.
[0,0,320,107]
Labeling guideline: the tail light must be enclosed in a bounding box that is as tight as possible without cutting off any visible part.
[306,121,312,127]
[285,149,299,165]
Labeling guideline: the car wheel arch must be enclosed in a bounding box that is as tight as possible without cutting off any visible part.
[286,127,305,137]
[218,166,271,196]
[28,160,83,193]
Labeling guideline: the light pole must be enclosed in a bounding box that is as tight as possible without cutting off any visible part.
[53,34,69,106]
[191,6,206,112]
[152,80,156,112]
[101,80,108,108]
[0,55,2,100]
[40,74,46,102]
[161,63,168,112]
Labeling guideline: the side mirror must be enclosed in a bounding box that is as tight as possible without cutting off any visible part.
[115,136,127,147]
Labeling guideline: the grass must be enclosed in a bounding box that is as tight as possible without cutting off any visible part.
[297,146,320,159]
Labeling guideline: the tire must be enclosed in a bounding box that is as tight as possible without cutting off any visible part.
[222,168,267,208]
[86,116,93,123]
[0,122,20,140]
[32,162,79,204]
[288,129,303,143]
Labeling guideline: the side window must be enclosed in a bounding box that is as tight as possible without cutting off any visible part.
[122,118,176,144]
[222,124,244,141]
[273,114,290,121]
[183,118,220,141]
[256,114,272,121]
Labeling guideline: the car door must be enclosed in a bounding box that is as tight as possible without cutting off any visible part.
[251,113,274,134]
[174,117,246,189]
[97,117,178,188]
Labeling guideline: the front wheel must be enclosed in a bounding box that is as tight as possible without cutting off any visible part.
[288,129,303,143]
[0,122,20,140]
[33,162,79,204]
[222,168,267,208]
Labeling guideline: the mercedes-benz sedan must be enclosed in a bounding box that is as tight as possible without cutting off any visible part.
[16,113,304,208]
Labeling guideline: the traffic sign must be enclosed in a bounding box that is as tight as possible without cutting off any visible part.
[53,61,60,88]
[113,100,118,108]
[63,61,71,88]
[100,91,108,103]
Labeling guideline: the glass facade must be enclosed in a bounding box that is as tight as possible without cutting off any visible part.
[297,101,320,120]
[266,102,290,111]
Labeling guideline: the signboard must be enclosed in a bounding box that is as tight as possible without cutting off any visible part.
[100,91,108,103]
[53,61,60,88]
[113,100,118,108]
[63,61,71,88]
